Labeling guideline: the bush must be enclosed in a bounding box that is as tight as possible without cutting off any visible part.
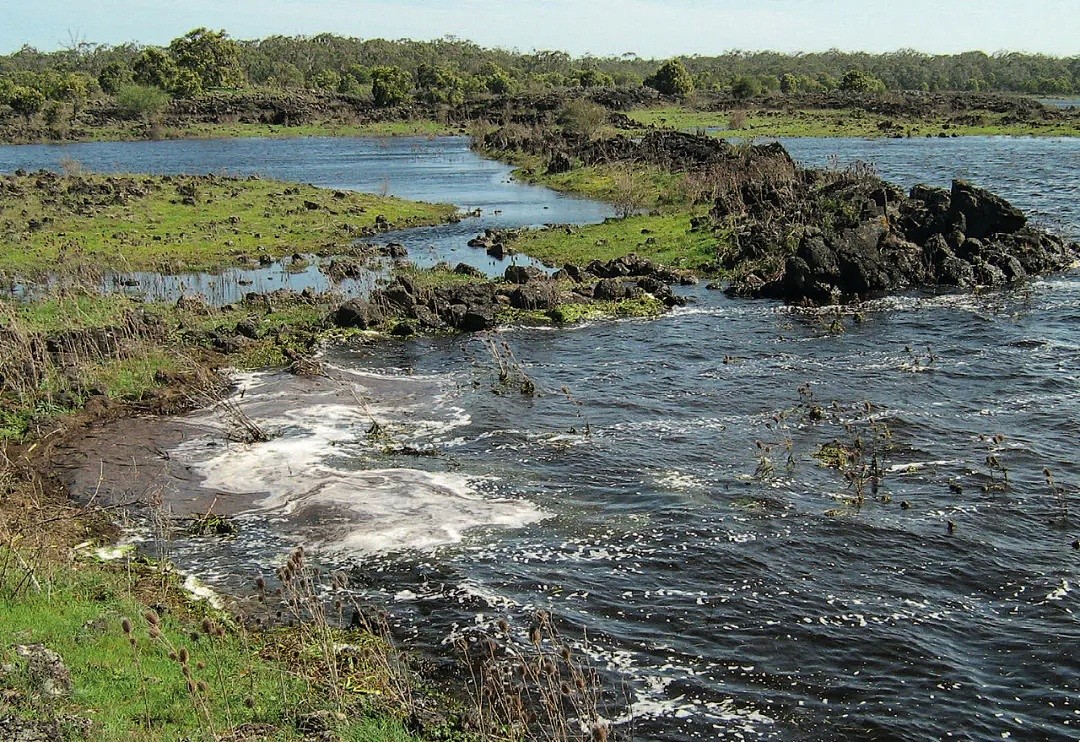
[840,68,886,93]
[557,98,607,139]
[7,86,46,121]
[371,65,413,107]
[115,85,169,120]
[731,76,761,100]
[98,61,133,95]
[645,59,695,98]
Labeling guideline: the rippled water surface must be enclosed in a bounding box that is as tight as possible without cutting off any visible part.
[25,135,1080,740]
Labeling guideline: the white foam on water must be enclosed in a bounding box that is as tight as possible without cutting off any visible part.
[655,469,707,491]
[1043,580,1071,603]
[172,368,547,555]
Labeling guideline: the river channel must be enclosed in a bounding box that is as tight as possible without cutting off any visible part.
[9,134,1079,740]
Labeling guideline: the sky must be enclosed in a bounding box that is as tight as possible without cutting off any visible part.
[2,0,1078,58]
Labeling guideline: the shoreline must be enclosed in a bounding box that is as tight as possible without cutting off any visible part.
[2,125,1079,739]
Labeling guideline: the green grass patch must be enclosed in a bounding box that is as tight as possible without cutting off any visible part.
[1,293,149,333]
[628,105,1080,138]
[0,557,417,741]
[0,172,457,276]
[513,212,719,271]
[84,349,185,401]
[162,119,459,141]
[548,295,668,324]
[390,264,486,291]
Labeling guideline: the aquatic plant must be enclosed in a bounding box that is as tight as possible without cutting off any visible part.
[481,335,537,396]
[456,610,616,741]
[981,433,1010,491]
[1043,468,1071,525]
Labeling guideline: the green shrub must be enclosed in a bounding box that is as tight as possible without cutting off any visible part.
[115,85,169,120]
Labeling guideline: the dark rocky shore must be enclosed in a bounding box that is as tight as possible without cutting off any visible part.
[484,127,1079,306]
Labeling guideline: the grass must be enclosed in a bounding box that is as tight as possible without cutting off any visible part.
[512,212,719,271]
[156,119,460,141]
[0,290,339,442]
[628,105,1080,138]
[11,119,461,145]
[0,552,419,741]
[483,147,725,272]
[0,171,457,276]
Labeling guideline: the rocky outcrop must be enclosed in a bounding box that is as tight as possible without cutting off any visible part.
[722,174,1077,305]
[330,255,689,334]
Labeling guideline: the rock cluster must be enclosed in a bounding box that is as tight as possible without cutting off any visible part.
[724,176,1078,305]
[331,255,690,334]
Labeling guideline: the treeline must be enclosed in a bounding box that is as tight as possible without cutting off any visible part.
[1,29,1078,119]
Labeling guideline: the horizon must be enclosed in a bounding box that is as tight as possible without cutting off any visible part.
[3,0,1078,58]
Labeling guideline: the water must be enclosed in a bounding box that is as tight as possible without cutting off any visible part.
[0,136,613,301]
[43,136,1080,740]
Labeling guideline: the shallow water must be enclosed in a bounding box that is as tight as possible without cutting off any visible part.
[37,135,1080,740]
[0,136,613,301]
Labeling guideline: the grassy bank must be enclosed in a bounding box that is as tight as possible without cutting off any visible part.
[0,115,461,145]
[63,119,459,144]
[478,146,726,273]
[513,214,717,271]
[0,553,420,741]
[0,171,457,276]
[628,105,1080,138]
[0,290,336,442]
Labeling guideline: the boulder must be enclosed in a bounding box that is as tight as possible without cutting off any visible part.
[332,299,383,329]
[508,283,559,311]
[593,278,632,301]
[948,179,1026,239]
[504,265,544,284]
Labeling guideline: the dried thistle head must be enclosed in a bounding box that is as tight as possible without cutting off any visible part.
[143,610,160,627]
[178,647,189,664]
[121,618,133,635]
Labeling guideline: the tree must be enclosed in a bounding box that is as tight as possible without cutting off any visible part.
[573,68,614,88]
[483,64,515,95]
[309,69,341,91]
[779,73,799,95]
[731,75,761,100]
[170,68,203,98]
[56,73,91,119]
[840,68,886,93]
[371,65,413,107]
[644,59,695,97]
[8,85,45,121]
[115,84,168,120]
[98,61,133,95]
[169,28,245,90]
[132,48,177,90]
[416,63,464,105]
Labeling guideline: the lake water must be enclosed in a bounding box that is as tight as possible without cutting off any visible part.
[18,135,1080,740]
